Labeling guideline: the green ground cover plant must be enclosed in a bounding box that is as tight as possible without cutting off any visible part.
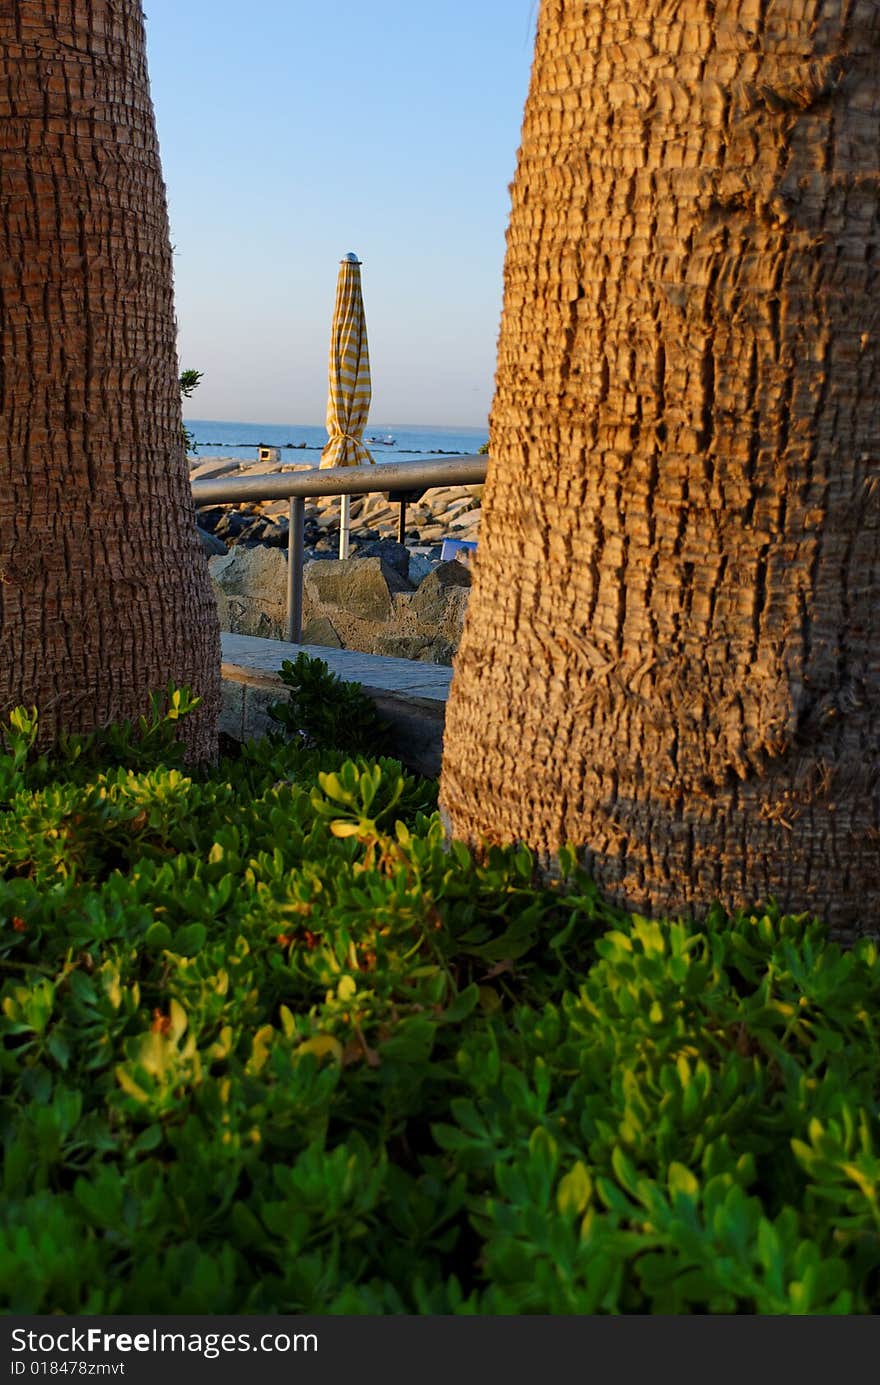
[1,680,879,1314]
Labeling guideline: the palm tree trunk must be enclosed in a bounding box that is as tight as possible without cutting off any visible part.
[440,0,880,936]
[0,0,220,760]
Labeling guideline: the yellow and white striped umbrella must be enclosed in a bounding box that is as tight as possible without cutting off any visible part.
[320,253,374,471]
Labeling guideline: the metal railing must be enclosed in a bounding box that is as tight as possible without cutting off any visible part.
[191,455,488,643]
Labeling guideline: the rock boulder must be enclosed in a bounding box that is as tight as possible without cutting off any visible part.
[301,615,343,648]
[304,557,412,622]
[209,546,289,639]
[354,539,410,580]
[198,527,227,557]
[410,559,471,624]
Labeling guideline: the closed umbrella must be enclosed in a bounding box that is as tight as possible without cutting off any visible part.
[320,252,373,557]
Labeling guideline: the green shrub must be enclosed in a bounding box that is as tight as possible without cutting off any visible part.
[268,652,391,758]
[1,700,879,1313]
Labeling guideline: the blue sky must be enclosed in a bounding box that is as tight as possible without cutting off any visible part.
[145,2,538,427]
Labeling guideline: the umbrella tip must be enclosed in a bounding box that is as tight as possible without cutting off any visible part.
[342,252,361,263]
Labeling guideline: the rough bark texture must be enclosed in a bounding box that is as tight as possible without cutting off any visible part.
[0,0,220,760]
[440,0,880,936]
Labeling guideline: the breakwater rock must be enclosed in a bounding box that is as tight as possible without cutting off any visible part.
[193,456,480,664]
[191,455,481,553]
[209,548,472,666]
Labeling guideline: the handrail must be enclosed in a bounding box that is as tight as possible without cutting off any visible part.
[191,454,488,642]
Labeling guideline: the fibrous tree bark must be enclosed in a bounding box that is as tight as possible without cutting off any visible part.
[440,0,880,935]
[0,0,220,759]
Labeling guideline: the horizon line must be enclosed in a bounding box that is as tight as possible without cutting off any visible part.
[184,416,489,432]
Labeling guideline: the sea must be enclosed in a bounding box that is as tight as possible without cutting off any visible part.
[185,419,488,465]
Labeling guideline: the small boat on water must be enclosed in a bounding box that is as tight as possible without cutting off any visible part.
[366,433,396,446]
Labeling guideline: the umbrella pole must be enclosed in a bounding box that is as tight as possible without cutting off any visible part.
[339,493,351,559]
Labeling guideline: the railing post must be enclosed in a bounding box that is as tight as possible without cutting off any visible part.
[286,496,305,643]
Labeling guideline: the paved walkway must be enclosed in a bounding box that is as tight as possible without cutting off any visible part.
[221,634,452,702]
